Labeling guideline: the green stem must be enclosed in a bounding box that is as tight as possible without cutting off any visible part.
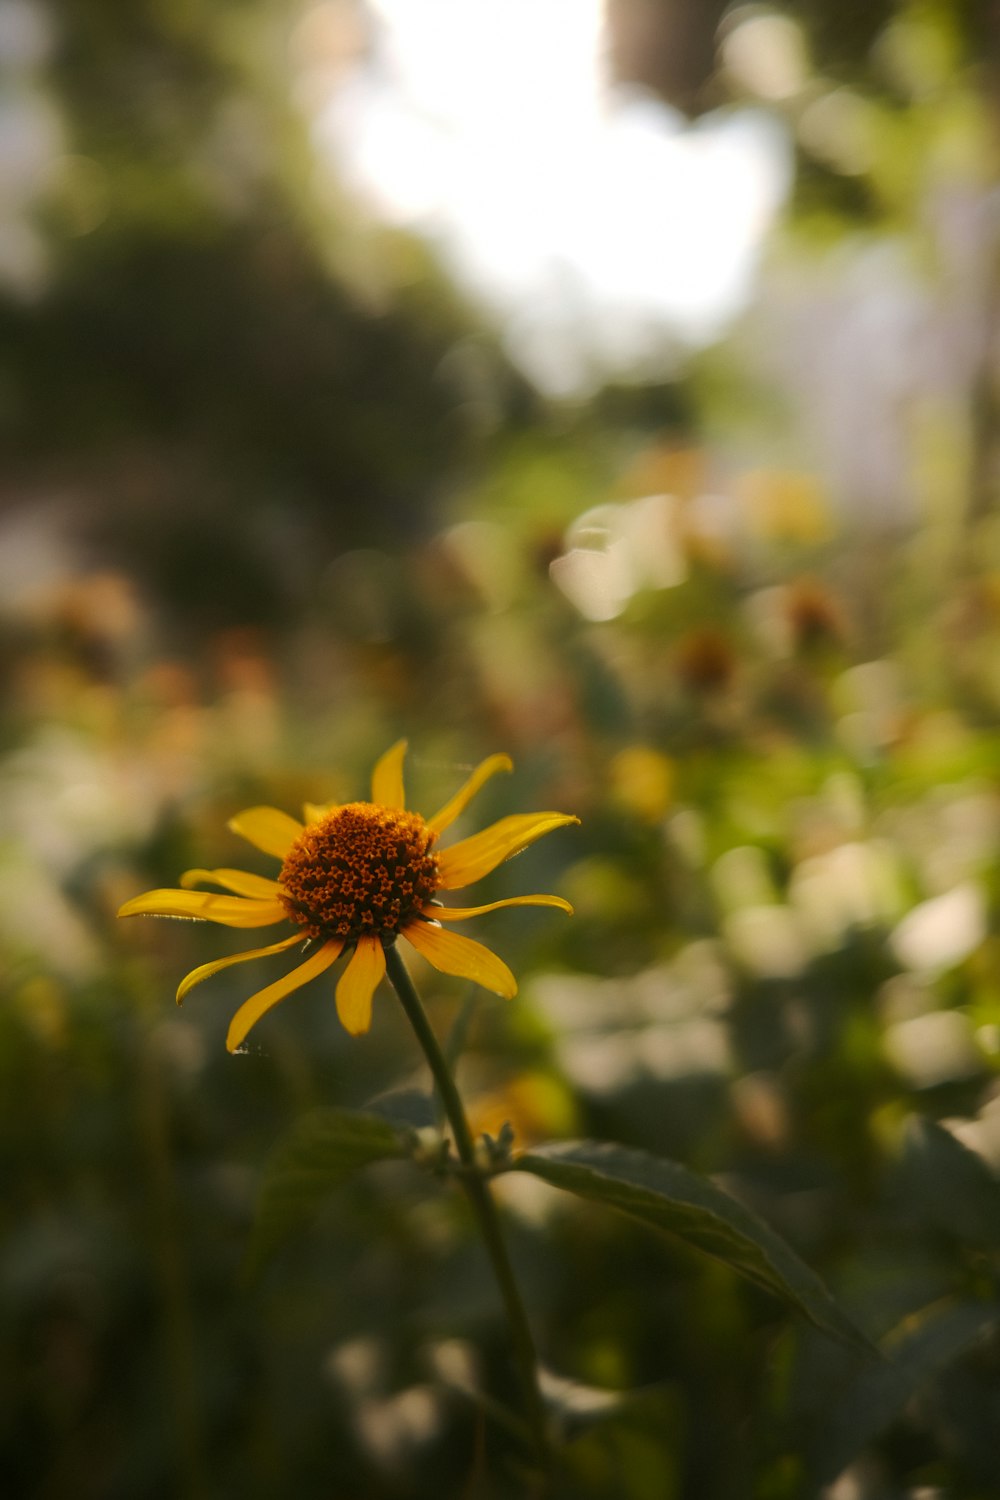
[384,943,550,1476]
[135,1010,210,1499]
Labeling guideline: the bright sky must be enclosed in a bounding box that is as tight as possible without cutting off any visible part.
[307,0,791,394]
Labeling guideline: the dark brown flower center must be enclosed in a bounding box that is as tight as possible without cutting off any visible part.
[278,802,439,943]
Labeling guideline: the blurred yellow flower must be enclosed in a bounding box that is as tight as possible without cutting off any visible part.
[119,742,577,1051]
[609,745,675,823]
[738,468,834,544]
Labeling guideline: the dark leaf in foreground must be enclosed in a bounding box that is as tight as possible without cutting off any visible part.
[899,1116,1000,1251]
[511,1141,876,1355]
[249,1107,413,1272]
[807,1298,1000,1488]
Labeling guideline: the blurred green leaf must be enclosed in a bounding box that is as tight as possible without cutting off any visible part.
[552,1384,682,1500]
[807,1298,1000,1489]
[539,1364,636,1442]
[511,1141,875,1355]
[249,1107,414,1273]
[898,1116,1000,1250]
[366,1087,438,1132]
[444,988,480,1074]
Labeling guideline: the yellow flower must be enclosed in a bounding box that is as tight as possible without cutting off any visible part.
[119,741,577,1051]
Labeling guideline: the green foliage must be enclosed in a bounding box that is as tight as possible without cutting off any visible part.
[511,1141,875,1356]
[805,1297,1000,1489]
[249,1106,415,1274]
[896,1117,1000,1253]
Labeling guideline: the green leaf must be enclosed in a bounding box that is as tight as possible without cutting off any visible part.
[444,986,480,1073]
[554,1384,682,1500]
[440,987,480,1129]
[898,1116,1000,1251]
[248,1107,413,1273]
[366,1086,437,1131]
[538,1366,672,1445]
[807,1298,1000,1488]
[511,1141,875,1356]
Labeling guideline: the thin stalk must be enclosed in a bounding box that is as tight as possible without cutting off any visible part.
[384,943,550,1475]
[134,1011,210,1500]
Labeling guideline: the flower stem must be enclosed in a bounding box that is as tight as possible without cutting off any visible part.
[384,943,550,1476]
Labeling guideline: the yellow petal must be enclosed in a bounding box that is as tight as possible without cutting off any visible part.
[427,754,514,836]
[227,806,304,859]
[179,867,280,899]
[118,889,288,928]
[430,894,574,920]
[176,934,303,1003]
[437,813,580,891]
[226,939,343,1052]
[370,739,407,809]
[303,802,334,825]
[401,920,517,998]
[335,935,386,1036]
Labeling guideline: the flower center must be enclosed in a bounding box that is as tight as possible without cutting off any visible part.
[278,802,439,944]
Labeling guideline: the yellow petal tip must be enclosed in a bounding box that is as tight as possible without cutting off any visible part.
[342,1016,372,1038]
[117,897,150,919]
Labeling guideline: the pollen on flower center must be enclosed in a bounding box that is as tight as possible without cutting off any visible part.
[278,801,440,944]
